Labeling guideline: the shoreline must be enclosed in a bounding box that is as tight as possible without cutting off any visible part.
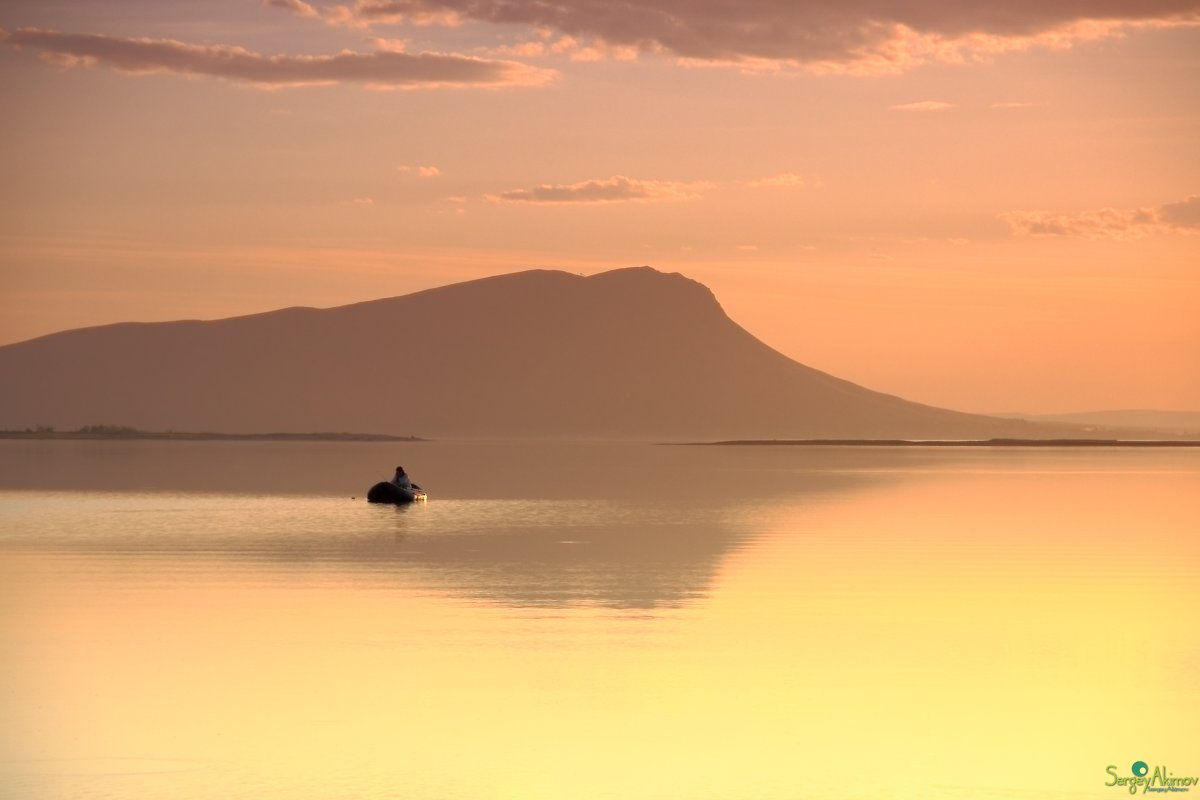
[684,438,1200,448]
[4,433,1197,447]
[0,431,424,443]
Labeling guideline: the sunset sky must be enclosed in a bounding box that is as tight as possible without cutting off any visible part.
[1,0,1197,414]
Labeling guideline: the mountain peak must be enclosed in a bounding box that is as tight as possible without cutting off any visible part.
[585,265,711,292]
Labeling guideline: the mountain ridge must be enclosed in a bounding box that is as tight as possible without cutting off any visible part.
[0,266,1112,440]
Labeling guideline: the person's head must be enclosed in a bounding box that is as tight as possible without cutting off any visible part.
[395,466,406,475]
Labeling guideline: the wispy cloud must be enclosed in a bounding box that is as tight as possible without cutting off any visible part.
[1161,194,1200,226]
[891,100,953,111]
[326,0,462,28]
[748,172,814,188]
[487,175,712,204]
[368,36,410,52]
[311,1,1200,75]
[398,164,442,177]
[1001,195,1200,240]
[263,0,320,19]
[438,195,468,215]
[0,27,556,89]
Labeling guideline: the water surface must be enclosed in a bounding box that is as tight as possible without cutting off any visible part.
[2,440,1197,799]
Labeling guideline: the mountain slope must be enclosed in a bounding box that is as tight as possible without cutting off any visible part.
[0,266,1067,439]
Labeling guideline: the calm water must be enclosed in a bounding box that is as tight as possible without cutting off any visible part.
[1,440,1197,799]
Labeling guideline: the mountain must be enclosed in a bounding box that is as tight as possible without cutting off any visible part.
[0,266,1091,440]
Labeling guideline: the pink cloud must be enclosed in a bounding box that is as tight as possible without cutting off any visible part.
[487,175,712,204]
[1160,194,1200,227]
[398,164,442,177]
[1001,195,1200,240]
[891,100,954,111]
[748,172,813,188]
[0,27,556,89]
[263,0,320,19]
[317,1,1200,73]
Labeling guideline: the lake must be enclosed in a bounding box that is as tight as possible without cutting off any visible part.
[1,439,1197,799]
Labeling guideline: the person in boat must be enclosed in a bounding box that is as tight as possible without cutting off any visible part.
[390,466,420,492]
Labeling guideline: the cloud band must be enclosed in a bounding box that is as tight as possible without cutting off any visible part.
[1001,195,1200,240]
[487,175,712,204]
[1,27,555,89]
[319,0,1200,73]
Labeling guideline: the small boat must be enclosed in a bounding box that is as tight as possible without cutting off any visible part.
[366,481,428,504]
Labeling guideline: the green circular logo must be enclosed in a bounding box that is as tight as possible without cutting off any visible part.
[1133,762,1149,777]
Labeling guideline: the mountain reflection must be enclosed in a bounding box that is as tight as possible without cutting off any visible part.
[375,504,742,609]
[0,440,960,609]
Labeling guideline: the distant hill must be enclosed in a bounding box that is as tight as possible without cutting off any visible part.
[0,266,1115,440]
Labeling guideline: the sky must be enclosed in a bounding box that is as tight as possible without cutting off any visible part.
[1,0,1198,415]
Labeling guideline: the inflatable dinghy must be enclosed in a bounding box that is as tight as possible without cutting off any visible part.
[366,481,427,504]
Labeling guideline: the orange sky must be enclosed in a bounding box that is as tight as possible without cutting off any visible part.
[1,0,1197,414]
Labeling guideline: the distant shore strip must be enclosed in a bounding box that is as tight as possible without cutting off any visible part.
[0,427,424,442]
[688,438,1200,448]
[3,430,1197,447]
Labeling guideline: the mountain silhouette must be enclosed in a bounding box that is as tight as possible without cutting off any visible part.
[0,266,1067,439]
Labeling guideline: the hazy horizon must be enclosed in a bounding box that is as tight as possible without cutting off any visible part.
[2,1,1198,415]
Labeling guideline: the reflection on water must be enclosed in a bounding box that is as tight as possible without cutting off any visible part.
[1,493,749,609]
[1,441,1198,799]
